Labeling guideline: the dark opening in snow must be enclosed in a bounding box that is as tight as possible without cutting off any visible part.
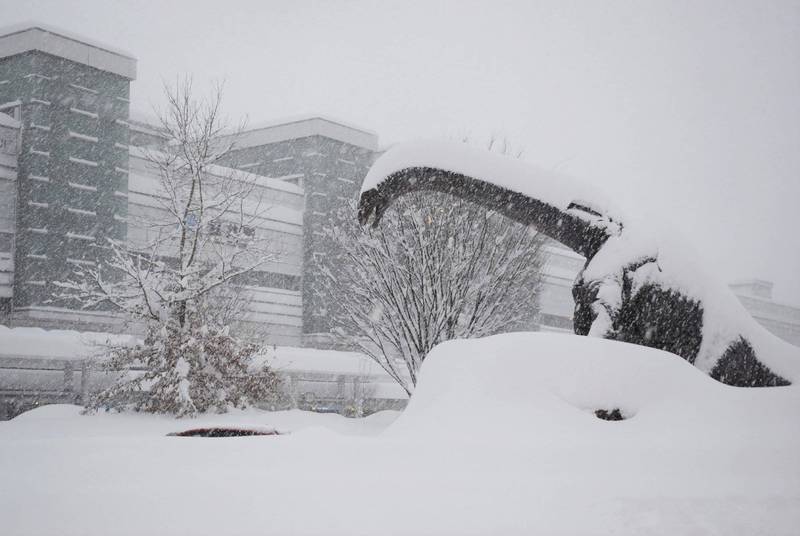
[168,427,281,438]
[594,409,626,421]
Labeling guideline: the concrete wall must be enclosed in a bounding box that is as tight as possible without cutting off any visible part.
[218,119,380,344]
[0,49,131,319]
[125,148,307,346]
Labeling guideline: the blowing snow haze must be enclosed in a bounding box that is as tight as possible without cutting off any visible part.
[2,0,800,305]
[1,2,800,534]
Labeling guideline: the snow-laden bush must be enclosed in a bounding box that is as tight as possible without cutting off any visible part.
[88,301,282,417]
[321,192,546,395]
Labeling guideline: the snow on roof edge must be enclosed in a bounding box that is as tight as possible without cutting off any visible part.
[128,145,304,196]
[362,139,622,217]
[0,21,137,60]
[242,114,379,139]
[224,114,380,152]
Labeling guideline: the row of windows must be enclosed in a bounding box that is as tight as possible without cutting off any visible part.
[12,97,129,156]
[24,72,129,117]
[22,148,128,179]
[14,269,300,300]
[22,176,127,202]
[23,112,128,145]
[21,198,125,219]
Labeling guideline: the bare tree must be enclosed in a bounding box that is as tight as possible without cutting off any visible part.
[56,79,281,416]
[321,190,546,395]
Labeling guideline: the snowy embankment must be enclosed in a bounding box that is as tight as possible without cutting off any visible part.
[0,325,385,376]
[1,333,798,535]
[0,325,135,360]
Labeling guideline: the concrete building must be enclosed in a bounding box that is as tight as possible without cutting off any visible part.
[126,140,307,343]
[1,24,799,349]
[0,24,134,328]
[729,279,800,346]
[216,117,379,343]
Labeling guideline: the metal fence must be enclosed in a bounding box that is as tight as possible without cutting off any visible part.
[0,356,407,420]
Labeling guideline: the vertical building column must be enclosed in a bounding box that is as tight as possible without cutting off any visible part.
[0,25,136,330]
[0,109,20,315]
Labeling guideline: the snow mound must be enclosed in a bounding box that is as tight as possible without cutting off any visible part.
[0,325,134,360]
[389,333,800,443]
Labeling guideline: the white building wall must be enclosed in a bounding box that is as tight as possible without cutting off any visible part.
[125,149,306,345]
[0,24,137,79]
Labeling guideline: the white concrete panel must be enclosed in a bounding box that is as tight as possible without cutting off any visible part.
[0,25,136,79]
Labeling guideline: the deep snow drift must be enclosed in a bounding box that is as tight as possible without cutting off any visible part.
[1,333,798,535]
[392,334,800,450]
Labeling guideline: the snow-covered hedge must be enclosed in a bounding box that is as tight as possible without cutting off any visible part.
[359,140,800,386]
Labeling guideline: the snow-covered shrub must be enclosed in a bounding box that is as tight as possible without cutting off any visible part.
[358,140,800,387]
[89,314,282,417]
[321,192,546,394]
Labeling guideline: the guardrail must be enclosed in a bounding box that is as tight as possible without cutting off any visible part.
[0,356,407,420]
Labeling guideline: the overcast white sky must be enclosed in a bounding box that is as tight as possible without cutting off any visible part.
[4,0,800,304]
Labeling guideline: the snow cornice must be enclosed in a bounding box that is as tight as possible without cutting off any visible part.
[227,115,379,152]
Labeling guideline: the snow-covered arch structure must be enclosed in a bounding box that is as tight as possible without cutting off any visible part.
[358,141,800,387]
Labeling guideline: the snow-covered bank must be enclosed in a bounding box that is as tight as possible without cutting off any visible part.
[0,325,395,378]
[1,333,798,535]
[392,333,800,440]
[0,325,135,360]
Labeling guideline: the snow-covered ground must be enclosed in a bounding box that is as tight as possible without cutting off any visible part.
[1,332,798,535]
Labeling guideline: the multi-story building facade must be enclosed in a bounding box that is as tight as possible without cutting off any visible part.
[0,25,134,329]
[0,24,381,346]
[1,24,798,349]
[125,138,307,344]
[216,118,379,343]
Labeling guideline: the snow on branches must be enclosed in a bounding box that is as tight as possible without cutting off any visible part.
[320,194,546,395]
[88,311,282,417]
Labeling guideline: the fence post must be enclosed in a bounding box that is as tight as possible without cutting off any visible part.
[289,373,298,409]
[80,360,90,405]
[337,375,346,414]
[63,361,74,396]
[353,377,363,418]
